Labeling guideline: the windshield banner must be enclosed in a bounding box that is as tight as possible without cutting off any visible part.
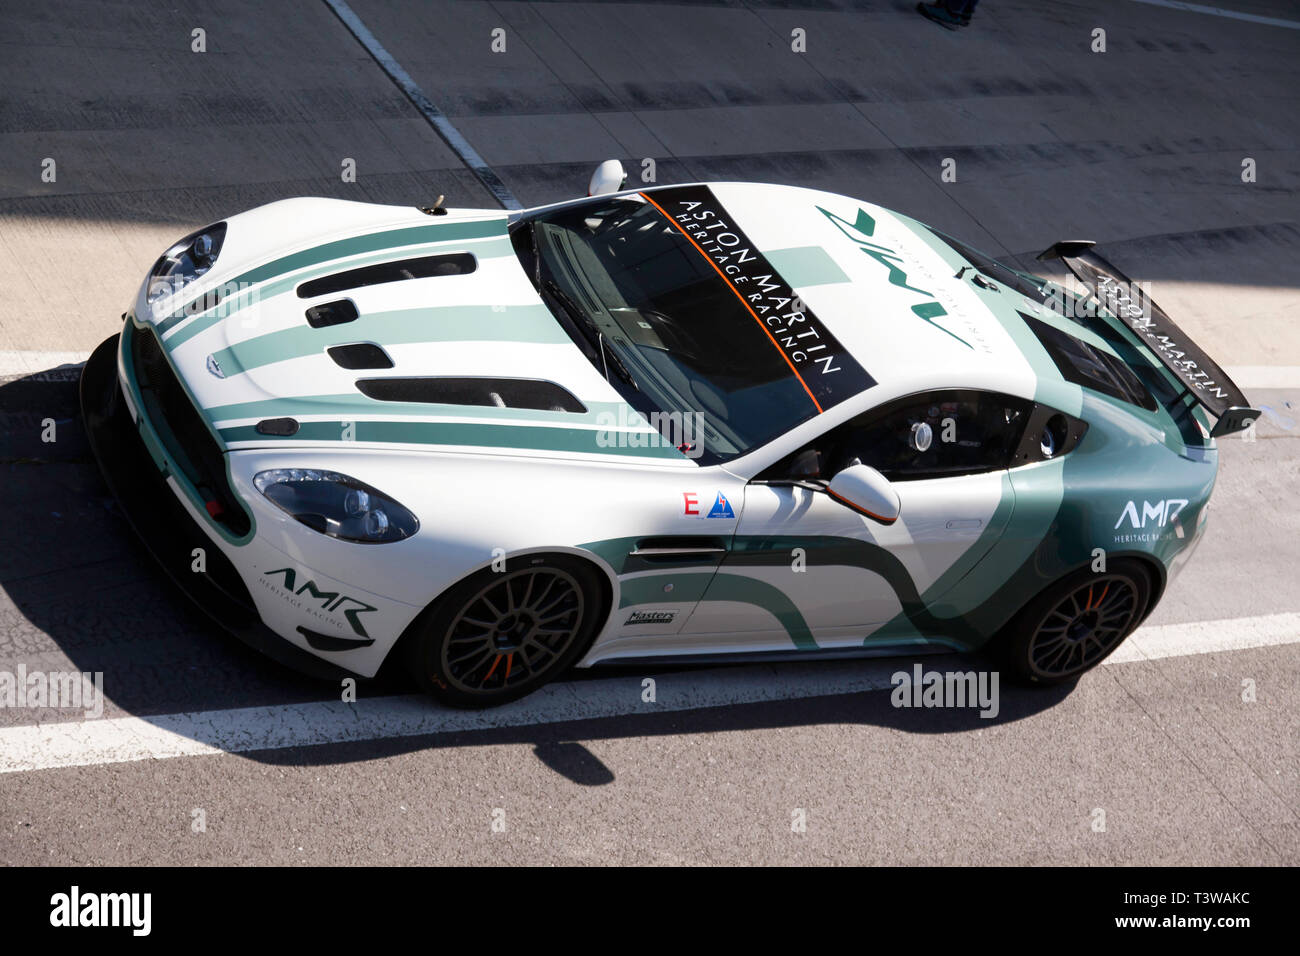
[642,185,874,413]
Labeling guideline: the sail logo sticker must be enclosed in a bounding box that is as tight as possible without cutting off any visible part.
[706,492,735,519]
[682,491,736,519]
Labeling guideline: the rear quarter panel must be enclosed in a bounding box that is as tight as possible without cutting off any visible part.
[871,391,1216,649]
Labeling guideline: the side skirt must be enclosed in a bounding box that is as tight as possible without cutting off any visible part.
[583,642,962,670]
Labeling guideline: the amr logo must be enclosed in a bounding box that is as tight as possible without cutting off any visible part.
[264,567,377,637]
[1115,498,1188,530]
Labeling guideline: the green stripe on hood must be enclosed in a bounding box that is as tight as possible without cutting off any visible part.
[157,220,509,345]
[205,394,638,426]
[219,419,686,459]
[208,304,567,377]
[764,245,851,288]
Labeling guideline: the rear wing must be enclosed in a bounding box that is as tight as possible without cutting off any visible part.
[1037,240,1259,437]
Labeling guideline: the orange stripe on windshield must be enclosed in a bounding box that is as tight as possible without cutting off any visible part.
[639,191,823,414]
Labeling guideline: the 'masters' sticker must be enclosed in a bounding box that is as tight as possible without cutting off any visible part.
[641,185,874,413]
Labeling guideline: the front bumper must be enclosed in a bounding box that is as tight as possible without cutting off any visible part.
[80,332,355,681]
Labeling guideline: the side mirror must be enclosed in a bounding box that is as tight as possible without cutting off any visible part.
[826,464,900,525]
[588,159,627,197]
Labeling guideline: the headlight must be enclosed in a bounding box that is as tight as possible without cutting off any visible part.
[146,222,228,312]
[253,469,419,544]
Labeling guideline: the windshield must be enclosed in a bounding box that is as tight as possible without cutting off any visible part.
[513,186,872,465]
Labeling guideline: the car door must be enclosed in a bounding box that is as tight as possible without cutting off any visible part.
[679,389,1029,650]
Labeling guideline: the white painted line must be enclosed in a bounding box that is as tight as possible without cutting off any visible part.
[0,667,892,775]
[0,350,90,378]
[1128,0,1300,29]
[1,612,1297,774]
[1107,611,1300,663]
[320,0,522,210]
[1225,366,1300,391]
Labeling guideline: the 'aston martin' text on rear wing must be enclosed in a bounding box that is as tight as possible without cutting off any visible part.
[1037,240,1260,437]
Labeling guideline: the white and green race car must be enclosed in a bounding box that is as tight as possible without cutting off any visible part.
[82,165,1259,706]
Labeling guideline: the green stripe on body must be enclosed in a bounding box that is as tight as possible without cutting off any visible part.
[893,214,1081,414]
[120,320,257,546]
[220,419,685,459]
[618,572,716,607]
[616,571,816,650]
[701,574,818,649]
[764,245,851,288]
[206,394,639,427]
[158,225,511,347]
[208,304,567,376]
[896,214,1195,455]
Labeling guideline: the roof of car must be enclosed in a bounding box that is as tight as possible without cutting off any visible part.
[659,181,1046,405]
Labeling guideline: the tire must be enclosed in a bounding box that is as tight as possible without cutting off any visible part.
[996,560,1153,686]
[405,554,608,708]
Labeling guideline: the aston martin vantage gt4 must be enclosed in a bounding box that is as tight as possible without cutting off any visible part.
[81,164,1258,705]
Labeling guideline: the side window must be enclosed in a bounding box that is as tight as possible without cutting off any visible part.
[761,390,1031,482]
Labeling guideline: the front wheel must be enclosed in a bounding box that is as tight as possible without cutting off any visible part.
[997,561,1153,685]
[405,555,607,708]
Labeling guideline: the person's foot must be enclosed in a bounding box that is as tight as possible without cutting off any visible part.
[916,2,964,29]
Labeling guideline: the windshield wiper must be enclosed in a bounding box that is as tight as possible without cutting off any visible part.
[539,278,639,390]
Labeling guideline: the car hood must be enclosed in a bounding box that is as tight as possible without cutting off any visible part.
[133,197,675,462]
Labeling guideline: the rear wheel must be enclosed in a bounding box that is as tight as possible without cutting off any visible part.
[406,555,607,708]
[998,561,1153,685]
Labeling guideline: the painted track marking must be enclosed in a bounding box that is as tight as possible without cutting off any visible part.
[1,612,1297,774]
[320,0,521,210]
[1128,0,1300,30]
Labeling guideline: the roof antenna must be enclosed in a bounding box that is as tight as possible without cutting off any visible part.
[420,194,448,216]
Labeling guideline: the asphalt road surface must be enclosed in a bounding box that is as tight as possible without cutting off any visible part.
[0,0,1297,865]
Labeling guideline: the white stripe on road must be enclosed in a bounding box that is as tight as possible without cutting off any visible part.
[1,612,1296,774]
[1107,611,1300,663]
[320,0,521,210]
[1128,0,1300,30]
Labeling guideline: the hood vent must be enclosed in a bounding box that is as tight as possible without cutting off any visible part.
[328,343,394,370]
[297,253,476,299]
[255,417,300,436]
[305,298,359,328]
[356,377,586,413]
